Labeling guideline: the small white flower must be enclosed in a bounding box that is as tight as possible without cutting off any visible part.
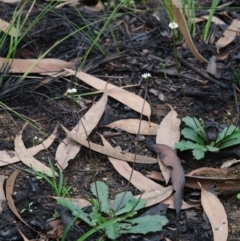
[67,88,77,94]
[142,73,151,79]
[34,136,38,140]
[169,22,178,29]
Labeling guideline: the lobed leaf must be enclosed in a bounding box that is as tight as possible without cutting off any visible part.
[121,215,168,234]
[57,197,92,226]
[91,181,109,213]
[113,192,133,212]
[115,198,145,216]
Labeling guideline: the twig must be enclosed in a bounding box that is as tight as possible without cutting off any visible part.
[177,55,228,88]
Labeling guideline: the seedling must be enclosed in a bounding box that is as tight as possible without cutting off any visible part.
[57,181,168,241]
[174,116,240,160]
[25,158,71,198]
[21,202,34,213]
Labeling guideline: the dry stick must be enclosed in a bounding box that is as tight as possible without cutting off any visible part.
[116,77,149,211]
[177,55,228,89]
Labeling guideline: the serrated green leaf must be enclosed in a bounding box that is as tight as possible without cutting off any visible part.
[192,148,206,160]
[105,222,121,239]
[182,116,207,141]
[91,181,109,213]
[174,140,207,151]
[57,197,92,226]
[121,215,168,234]
[115,198,145,216]
[181,127,205,144]
[113,191,133,212]
[216,125,237,143]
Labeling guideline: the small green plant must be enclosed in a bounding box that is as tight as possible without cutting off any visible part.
[57,181,168,241]
[237,193,240,199]
[26,158,71,198]
[174,116,240,160]
[20,202,34,213]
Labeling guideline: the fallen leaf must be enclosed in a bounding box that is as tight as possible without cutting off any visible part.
[0,19,20,37]
[18,230,30,241]
[0,125,58,166]
[15,123,58,177]
[151,144,185,215]
[198,182,228,241]
[216,19,240,51]
[46,220,63,239]
[61,125,157,164]
[194,16,226,28]
[207,56,219,78]
[147,168,240,195]
[156,104,181,184]
[156,104,181,148]
[104,119,158,135]
[0,0,20,3]
[0,175,6,214]
[6,170,39,233]
[221,159,240,169]
[149,88,165,101]
[55,92,107,169]
[65,69,151,119]
[170,0,208,63]
[0,57,75,73]
[100,135,166,191]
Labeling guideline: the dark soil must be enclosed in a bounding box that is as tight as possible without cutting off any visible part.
[0,0,240,240]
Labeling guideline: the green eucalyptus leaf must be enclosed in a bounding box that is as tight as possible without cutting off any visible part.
[120,215,168,234]
[113,191,133,212]
[57,197,92,226]
[181,127,205,144]
[91,181,109,213]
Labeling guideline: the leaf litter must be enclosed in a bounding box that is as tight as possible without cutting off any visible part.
[55,90,108,169]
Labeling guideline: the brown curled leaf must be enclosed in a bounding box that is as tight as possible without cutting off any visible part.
[151,144,185,215]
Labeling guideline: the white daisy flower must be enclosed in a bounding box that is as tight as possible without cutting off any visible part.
[169,22,178,29]
[67,88,77,94]
[142,73,151,79]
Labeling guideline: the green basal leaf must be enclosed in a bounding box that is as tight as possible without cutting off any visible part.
[57,197,92,226]
[182,116,207,141]
[91,181,109,213]
[120,215,168,234]
[216,125,238,143]
[115,198,145,216]
[192,148,206,160]
[113,191,133,212]
[174,140,207,151]
[218,137,240,149]
[206,145,219,152]
[216,129,240,147]
[105,222,121,240]
[181,127,205,145]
